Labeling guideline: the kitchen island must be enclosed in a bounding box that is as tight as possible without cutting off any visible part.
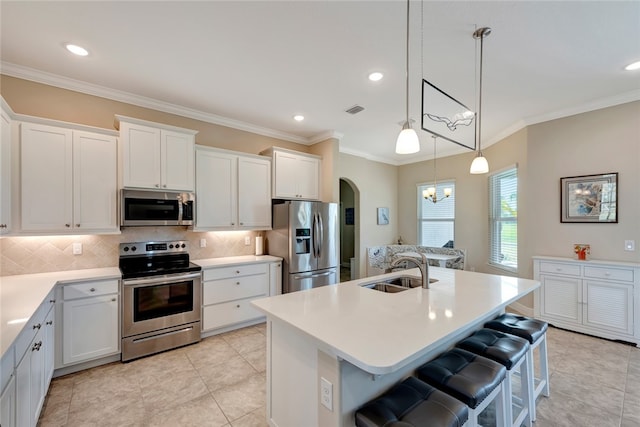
[252,267,540,427]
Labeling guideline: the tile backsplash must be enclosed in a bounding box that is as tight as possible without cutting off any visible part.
[0,228,263,276]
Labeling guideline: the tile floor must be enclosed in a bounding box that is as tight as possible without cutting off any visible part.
[38,323,640,427]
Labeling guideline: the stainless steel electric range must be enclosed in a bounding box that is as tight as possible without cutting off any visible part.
[119,241,202,361]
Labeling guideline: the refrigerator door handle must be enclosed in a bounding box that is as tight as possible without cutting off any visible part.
[293,271,333,280]
[313,213,320,258]
[317,213,324,257]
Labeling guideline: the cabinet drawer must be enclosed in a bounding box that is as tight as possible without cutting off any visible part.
[202,297,265,331]
[584,266,634,283]
[203,263,268,281]
[63,279,119,300]
[14,290,54,363]
[203,274,268,305]
[539,261,581,276]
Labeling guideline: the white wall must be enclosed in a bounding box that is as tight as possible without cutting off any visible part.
[338,153,398,278]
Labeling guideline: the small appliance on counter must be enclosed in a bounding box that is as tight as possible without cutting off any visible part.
[267,201,339,293]
[119,240,202,361]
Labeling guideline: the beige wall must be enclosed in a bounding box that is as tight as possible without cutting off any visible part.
[309,137,340,203]
[338,153,398,278]
[0,75,308,156]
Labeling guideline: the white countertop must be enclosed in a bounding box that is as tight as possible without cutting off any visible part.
[0,267,122,357]
[252,268,540,375]
[193,255,282,268]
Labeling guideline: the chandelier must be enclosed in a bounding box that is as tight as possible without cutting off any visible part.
[423,135,452,203]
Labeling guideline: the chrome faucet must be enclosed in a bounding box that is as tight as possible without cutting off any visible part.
[390,254,430,289]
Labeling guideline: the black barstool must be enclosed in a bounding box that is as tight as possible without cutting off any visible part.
[355,376,468,427]
[484,313,549,421]
[456,328,532,427]
[416,348,508,427]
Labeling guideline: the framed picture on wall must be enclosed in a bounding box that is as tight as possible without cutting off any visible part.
[560,173,618,223]
[377,207,389,225]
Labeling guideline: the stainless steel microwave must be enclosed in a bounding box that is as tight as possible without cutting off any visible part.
[121,189,195,226]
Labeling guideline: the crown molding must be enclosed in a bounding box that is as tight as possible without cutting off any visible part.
[308,130,343,144]
[1,62,311,144]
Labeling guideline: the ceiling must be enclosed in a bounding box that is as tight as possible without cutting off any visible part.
[1,1,639,165]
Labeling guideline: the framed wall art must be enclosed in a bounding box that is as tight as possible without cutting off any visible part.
[421,79,476,151]
[377,207,389,225]
[560,173,618,223]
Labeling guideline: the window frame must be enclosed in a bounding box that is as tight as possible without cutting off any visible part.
[488,165,518,273]
[417,180,456,248]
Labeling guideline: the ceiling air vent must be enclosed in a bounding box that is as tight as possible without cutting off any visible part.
[345,105,365,115]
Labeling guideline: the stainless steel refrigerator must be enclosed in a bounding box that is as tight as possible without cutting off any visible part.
[267,201,339,293]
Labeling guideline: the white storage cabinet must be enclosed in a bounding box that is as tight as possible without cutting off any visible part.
[195,147,271,230]
[202,261,281,334]
[0,103,12,234]
[19,121,118,234]
[13,291,56,427]
[58,280,120,366]
[534,256,639,345]
[261,147,320,200]
[117,115,197,191]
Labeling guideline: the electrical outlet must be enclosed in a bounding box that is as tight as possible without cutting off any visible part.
[200,238,207,248]
[625,240,635,251]
[72,242,82,255]
[320,377,333,411]
[245,236,251,246]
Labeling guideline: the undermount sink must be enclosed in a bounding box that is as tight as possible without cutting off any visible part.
[360,275,439,293]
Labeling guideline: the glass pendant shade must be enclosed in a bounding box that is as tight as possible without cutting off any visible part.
[470,153,489,174]
[395,122,420,154]
[443,187,452,197]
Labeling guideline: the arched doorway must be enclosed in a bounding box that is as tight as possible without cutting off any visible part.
[339,178,359,282]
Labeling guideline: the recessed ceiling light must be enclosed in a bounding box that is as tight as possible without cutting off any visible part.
[65,44,89,56]
[625,61,640,71]
[293,115,305,122]
[368,72,384,82]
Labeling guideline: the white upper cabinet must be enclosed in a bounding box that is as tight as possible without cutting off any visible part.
[261,147,320,200]
[1,104,13,234]
[20,122,117,234]
[195,147,271,231]
[117,116,197,191]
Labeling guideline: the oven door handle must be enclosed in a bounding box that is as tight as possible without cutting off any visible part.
[122,272,202,287]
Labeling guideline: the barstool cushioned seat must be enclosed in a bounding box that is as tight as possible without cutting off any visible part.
[416,348,506,409]
[355,376,468,427]
[484,313,548,344]
[455,328,529,369]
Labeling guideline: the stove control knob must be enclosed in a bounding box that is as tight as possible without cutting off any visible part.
[123,246,129,252]
[131,246,137,252]
[169,244,174,249]
[181,243,186,248]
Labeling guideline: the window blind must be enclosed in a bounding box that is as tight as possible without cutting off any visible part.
[418,181,455,247]
[489,168,518,272]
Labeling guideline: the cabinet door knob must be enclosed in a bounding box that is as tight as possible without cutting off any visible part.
[90,287,96,292]
[236,270,240,274]
[155,184,160,188]
[236,281,240,285]
[46,320,53,326]
[76,224,81,227]
[240,222,244,226]
[65,224,71,228]
[163,185,167,188]
[111,298,117,302]
[236,304,240,308]
[231,222,235,226]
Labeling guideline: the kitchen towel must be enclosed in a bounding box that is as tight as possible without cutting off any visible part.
[255,236,264,255]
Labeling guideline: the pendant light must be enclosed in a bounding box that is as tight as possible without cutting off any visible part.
[395,0,419,154]
[423,135,452,203]
[470,27,491,174]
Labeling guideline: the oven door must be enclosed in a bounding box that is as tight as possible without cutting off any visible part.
[122,271,201,337]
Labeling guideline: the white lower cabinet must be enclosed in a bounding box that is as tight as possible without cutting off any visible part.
[1,375,16,427]
[60,280,120,365]
[202,261,281,333]
[14,293,55,427]
[534,257,639,345]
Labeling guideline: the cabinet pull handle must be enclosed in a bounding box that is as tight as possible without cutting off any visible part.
[65,224,71,228]
[163,185,167,188]
[240,222,243,225]
[76,224,81,227]
[32,341,42,351]
[0,224,6,228]
[155,184,160,188]
[33,323,41,330]
[111,298,117,302]
[231,222,235,226]
[90,288,96,292]
[49,299,56,304]
[46,320,53,326]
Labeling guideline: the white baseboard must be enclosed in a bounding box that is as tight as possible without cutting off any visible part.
[507,301,534,317]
